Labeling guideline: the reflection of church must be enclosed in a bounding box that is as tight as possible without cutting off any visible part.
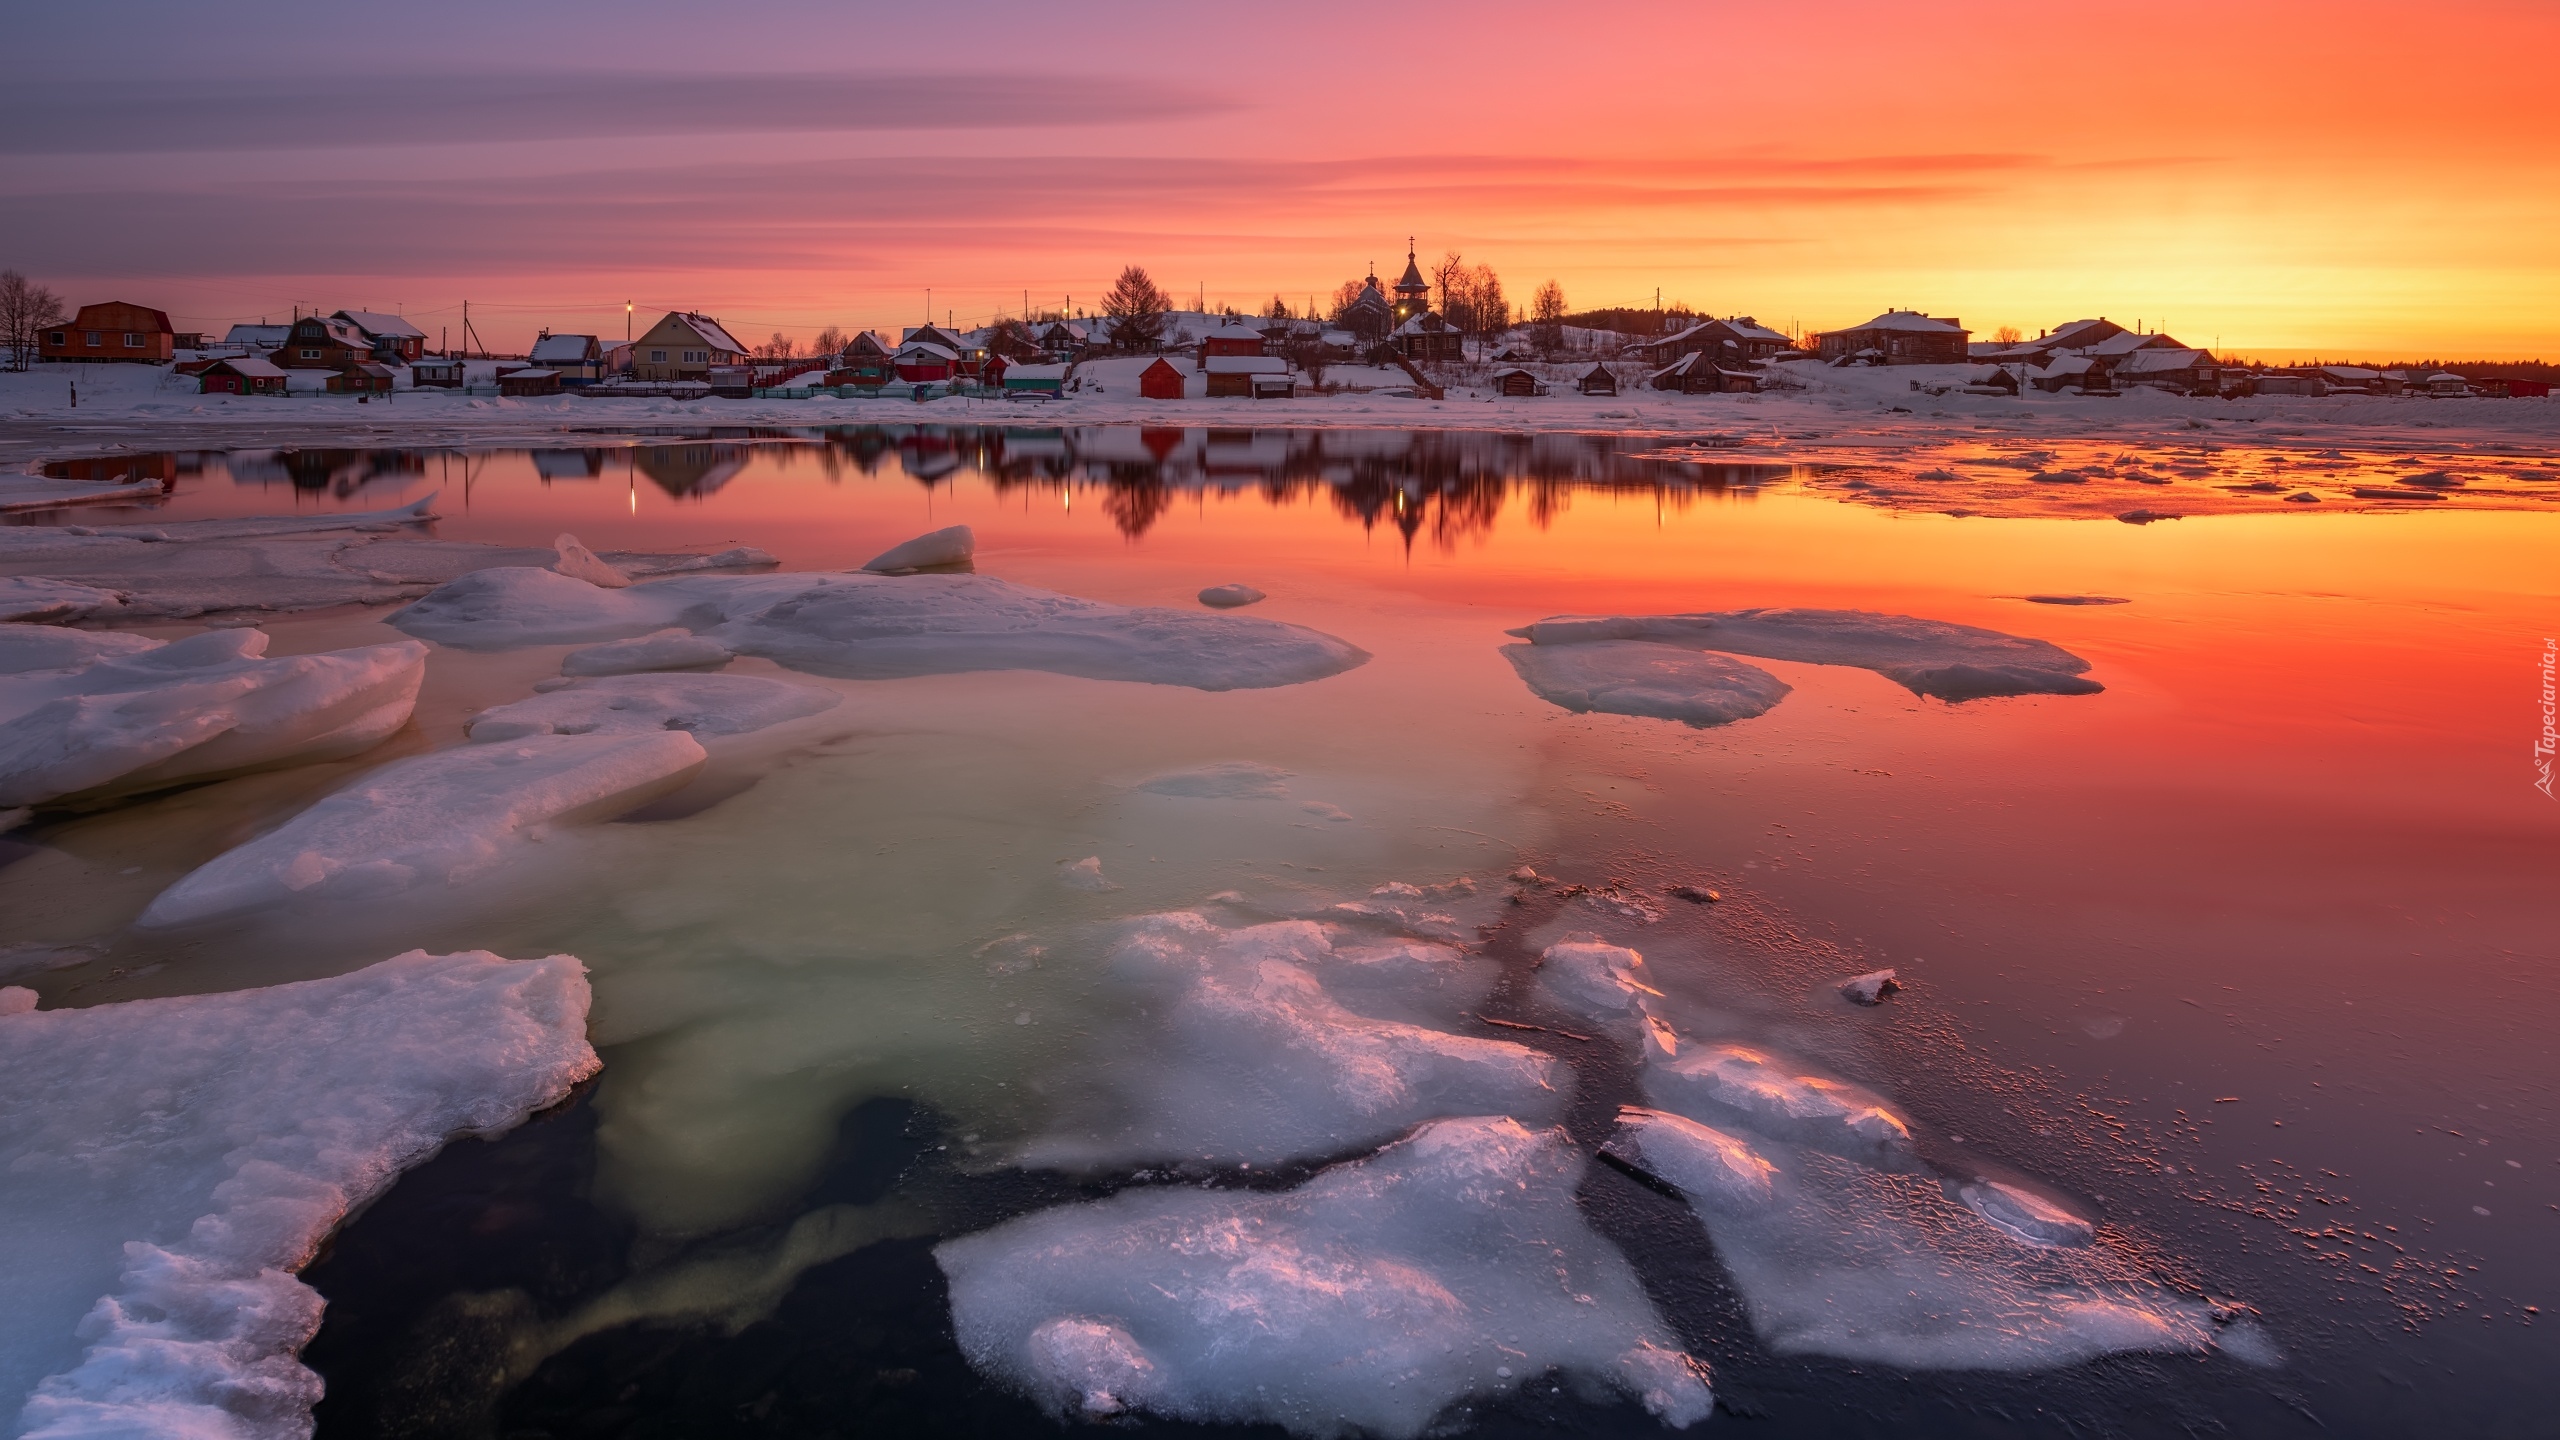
[1338,240,1435,340]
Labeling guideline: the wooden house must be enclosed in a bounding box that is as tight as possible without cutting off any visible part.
[527,332,605,384]
[1203,354,1289,397]
[893,341,959,383]
[411,357,464,388]
[39,302,176,363]
[1490,367,1545,397]
[1650,352,1758,394]
[333,311,427,363]
[1813,311,1969,365]
[1391,310,1464,362]
[196,356,287,395]
[497,367,562,397]
[271,316,374,370]
[1201,322,1268,359]
[326,363,396,394]
[632,311,747,381]
[1641,317,1792,368]
[1577,363,1619,396]
[1335,267,1398,341]
[1139,358,1187,400]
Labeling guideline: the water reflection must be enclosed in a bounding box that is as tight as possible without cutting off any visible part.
[33,426,1802,547]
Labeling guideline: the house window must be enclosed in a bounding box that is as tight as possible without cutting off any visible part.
[86,332,102,347]
[125,333,143,347]
[650,350,666,363]
[47,332,64,346]
[301,349,320,359]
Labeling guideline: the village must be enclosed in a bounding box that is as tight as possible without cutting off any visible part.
[4,248,2547,410]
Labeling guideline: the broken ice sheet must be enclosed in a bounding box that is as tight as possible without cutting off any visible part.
[1014,910,1563,1173]
[1505,607,2102,703]
[941,1117,1712,1437]
[0,950,597,1438]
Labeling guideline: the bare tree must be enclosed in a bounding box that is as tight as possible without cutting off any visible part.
[1283,329,1330,387]
[0,271,68,372]
[811,325,847,358]
[1327,279,1365,322]
[1531,280,1567,355]
[1263,295,1292,321]
[1467,263,1508,336]
[1992,325,2023,345]
[752,331,798,361]
[1431,251,1467,319]
[1103,265,1172,352]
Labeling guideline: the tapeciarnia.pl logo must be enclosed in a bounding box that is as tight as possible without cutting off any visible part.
[2538,637,2557,800]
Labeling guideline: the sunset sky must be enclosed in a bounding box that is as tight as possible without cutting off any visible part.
[10,0,2555,358]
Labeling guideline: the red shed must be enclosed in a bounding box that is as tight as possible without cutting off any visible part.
[1139,357,1187,400]
[197,356,287,395]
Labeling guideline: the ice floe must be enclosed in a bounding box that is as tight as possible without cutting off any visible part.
[1504,607,2101,704]
[1016,912,1562,1172]
[0,627,424,808]
[861,524,975,574]
[137,730,706,927]
[1640,1031,1916,1168]
[1838,968,1900,1005]
[1197,583,1266,608]
[559,628,735,676]
[1503,639,1790,727]
[1601,1104,2218,1372]
[942,1116,1712,1436]
[1136,760,1292,798]
[551,533,633,588]
[0,504,774,621]
[464,672,839,742]
[394,569,1368,690]
[1535,940,1660,1027]
[0,949,597,1439]
[0,475,165,513]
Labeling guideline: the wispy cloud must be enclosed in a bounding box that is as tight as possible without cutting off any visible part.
[0,72,1230,154]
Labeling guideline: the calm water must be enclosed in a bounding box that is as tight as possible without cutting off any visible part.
[7,427,2555,1438]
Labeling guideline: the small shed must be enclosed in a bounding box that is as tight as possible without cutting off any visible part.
[1003,362,1069,394]
[1203,354,1288,398]
[1138,358,1187,400]
[1577,364,1618,396]
[2422,372,2471,397]
[197,357,287,395]
[1249,372,1297,399]
[498,367,562,397]
[1490,367,1545,397]
[327,363,396,394]
[411,357,464,388]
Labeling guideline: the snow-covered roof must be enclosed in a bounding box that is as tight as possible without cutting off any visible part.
[334,311,426,341]
[1207,321,1266,341]
[1843,311,1965,334]
[1202,355,1289,375]
[2114,349,2208,374]
[1725,316,1789,343]
[2089,331,2179,357]
[665,312,747,355]
[895,342,959,362]
[2315,365,2381,380]
[1393,311,1456,336]
[499,368,559,379]
[528,334,598,363]
[1004,363,1070,380]
[2042,318,2117,347]
[206,356,286,377]
[223,324,291,346]
[2033,355,2099,377]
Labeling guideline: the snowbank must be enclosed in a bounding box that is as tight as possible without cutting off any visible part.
[942,1116,1712,1437]
[0,627,424,808]
[0,950,598,1439]
[137,731,706,927]
[559,628,735,676]
[393,568,1369,691]
[1505,607,2100,704]
[861,524,974,574]
[464,673,839,742]
[1503,640,1789,726]
[1017,911,1561,1172]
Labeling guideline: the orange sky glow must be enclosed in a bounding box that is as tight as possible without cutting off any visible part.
[10,0,2556,358]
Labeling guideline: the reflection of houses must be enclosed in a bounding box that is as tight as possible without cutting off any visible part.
[40,302,176,363]
[632,311,747,381]
[528,332,605,384]
[532,449,608,482]
[1814,310,1969,364]
[265,449,429,495]
[632,443,751,497]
